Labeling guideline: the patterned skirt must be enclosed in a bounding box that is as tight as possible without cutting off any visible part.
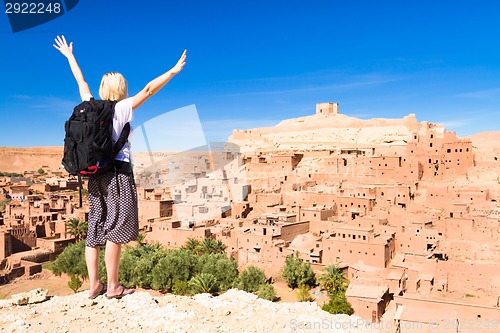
[86,170,139,247]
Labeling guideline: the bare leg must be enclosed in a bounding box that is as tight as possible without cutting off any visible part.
[105,240,134,297]
[85,246,103,296]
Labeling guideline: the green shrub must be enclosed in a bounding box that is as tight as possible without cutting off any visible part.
[0,172,23,177]
[151,248,197,291]
[322,291,354,315]
[189,273,217,295]
[296,284,314,302]
[257,283,277,301]
[119,243,167,288]
[172,280,190,295]
[234,266,267,293]
[195,253,238,292]
[0,199,11,212]
[68,275,83,293]
[130,250,165,288]
[50,241,88,278]
[281,252,316,289]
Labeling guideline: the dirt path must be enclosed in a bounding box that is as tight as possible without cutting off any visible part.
[0,270,75,299]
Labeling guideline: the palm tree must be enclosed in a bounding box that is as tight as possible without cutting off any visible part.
[135,232,147,246]
[182,238,201,254]
[198,238,227,255]
[189,273,217,294]
[317,264,348,296]
[211,239,227,254]
[65,218,88,242]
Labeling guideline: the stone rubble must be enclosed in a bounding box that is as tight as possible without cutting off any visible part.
[0,288,48,307]
[0,289,381,333]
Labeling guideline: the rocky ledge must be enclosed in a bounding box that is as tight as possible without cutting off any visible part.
[0,289,379,333]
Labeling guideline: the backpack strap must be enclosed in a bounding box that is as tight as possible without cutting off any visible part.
[78,173,83,208]
[113,122,130,158]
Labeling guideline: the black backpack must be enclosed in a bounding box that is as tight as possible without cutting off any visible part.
[62,98,130,205]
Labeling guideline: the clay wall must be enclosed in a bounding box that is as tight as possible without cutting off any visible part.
[299,207,336,223]
[346,297,384,323]
[9,225,36,253]
[0,232,12,259]
[279,221,310,242]
[147,220,211,248]
[268,154,301,174]
[435,261,500,295]
[237,233,286,269]
[394,295,500,332]
[395,222,439,254]
[439,217,500,243]
[138,199,174,221]
[322,231,394,267]
[36,236,73,254]
[282,191,336,209]
[336,197,374,217]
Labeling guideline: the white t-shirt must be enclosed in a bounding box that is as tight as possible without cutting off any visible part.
[82,94,133,163]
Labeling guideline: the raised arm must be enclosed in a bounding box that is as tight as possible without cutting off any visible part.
[53,35,91,100]
[132,50,187,110]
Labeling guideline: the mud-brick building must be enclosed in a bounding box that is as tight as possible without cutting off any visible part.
[406,125,473,180]
[237,220,310,271]
[321,225,396,268]
[335,196,375,219]
[346,284,391,323]
[146,218,214,248]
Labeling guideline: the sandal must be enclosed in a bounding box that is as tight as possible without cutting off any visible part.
[105,285,135,299]
[88,282,107,299]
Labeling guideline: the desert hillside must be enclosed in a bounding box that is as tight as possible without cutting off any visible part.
[228,113,421,152]
[466,131,500,161]
[0,147,173,175]
[0,147,64,174]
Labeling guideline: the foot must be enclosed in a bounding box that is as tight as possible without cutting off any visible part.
[88,281,107,299]
[105,285,135,299]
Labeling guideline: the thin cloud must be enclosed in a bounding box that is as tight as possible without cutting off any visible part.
[28,96,77,115]
[438,120,470,129]
[10,94,32,100]
[223,78,401,97]
[451,88,500,99]
[221,72,405,97]
[220,69,344,85]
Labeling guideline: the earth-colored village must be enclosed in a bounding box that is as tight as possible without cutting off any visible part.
[1,103,500,331]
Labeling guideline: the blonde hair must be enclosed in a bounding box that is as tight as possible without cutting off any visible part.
[99,72,128,101]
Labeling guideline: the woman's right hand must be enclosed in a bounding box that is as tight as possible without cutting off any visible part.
[53,35,74,58]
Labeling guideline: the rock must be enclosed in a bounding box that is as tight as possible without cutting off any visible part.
[8,288,48,306]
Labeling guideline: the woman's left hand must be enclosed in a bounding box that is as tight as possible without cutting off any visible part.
[171,50,187,75]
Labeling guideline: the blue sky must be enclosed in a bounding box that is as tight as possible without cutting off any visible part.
[1,0,500,147]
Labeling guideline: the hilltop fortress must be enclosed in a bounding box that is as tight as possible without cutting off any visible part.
[1,103,500,330]
[231,102,420,152]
